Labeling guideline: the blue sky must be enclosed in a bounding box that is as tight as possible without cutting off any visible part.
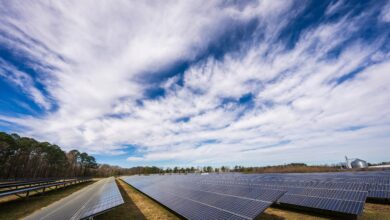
[1,0,390,168]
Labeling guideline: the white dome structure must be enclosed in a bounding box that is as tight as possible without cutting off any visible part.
[351,159,368,168]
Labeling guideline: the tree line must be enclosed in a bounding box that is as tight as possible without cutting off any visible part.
[102,164,340,175]
[2,131,371,179]
[0,132,99,179]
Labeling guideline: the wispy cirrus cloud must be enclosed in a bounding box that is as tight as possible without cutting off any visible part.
[0,0,389,166]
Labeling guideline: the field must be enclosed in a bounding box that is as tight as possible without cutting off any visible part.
[1,177,389,220]
[97,178,390,220]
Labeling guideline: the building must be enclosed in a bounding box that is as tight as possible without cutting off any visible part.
[344,156,369,169]
[350,159,368,169]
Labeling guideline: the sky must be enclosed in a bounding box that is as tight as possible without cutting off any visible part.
[0,0,390,168]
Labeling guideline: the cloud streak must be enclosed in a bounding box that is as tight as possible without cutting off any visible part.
[0,0,389,166]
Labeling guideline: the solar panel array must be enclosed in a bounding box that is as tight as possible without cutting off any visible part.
[25,177,124,220]
[122,171,390,218]
[206,176,368,215]
[194,174,371,215]
[0,179,56,189]
[244,171,390,200]
[0,178,91,198]
[121,175,285,220]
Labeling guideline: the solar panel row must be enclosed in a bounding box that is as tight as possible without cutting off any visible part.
[276,188,368,214]
[168,187,270,219]
[78,178,124,219]
[368,190,390,199]
[190,174,373,214]
[0,178,91,198]
[195,171,390,200]
[148,189,250,220]
[0,179,57,189]
[186,183,284,201]
[278,194,365,214]
[287,188,367,201]
[25,177,124,220]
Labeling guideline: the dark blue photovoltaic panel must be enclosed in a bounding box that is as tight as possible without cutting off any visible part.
[25,177,123,220]
[278,194,365,215]
[177,182,284,201]
[131,182,249,220]
[277,188,367,215]
[0,178,91,198]
[197,171,390,200]
[282,188,367,201]
[121,171,390,218]
[80,178,124,219]
[121,175,284,220]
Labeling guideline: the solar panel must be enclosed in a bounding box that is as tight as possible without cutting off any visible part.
[0,178,91,198]
[197,171,390,200]
[198,173,372,215]
[78,178,124,219]
[121,175,285,220]
[122,171,390,217]
[25,177,124,220]
[0,179,57,189]
[174,181,284,201]
[279,194,365,214]
[150,190,248,220]
[277,188,367,215]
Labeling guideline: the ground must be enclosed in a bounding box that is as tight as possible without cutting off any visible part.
[258,207,333,220]
[99,179,390,220]
[0,181,95,220]
[257,203,390,220]
[1,178,389,220]
[359,203,390,220]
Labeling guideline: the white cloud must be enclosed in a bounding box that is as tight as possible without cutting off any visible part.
[380,1,390,22]
[325,0,344,15]
[1,1,389,166]
[0,59,52,110]
[127,157,144,162]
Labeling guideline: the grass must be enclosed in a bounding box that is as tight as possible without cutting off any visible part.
[0,181,94,220]
[257,202,390,220]
[257,207,332,220]
[359,203,390,220]
[96,179,179,220]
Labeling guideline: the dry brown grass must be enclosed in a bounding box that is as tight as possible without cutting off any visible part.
[359,202,390,220]
[0,181,94,220]
[96,179,179,220]
[257,203,390,220]
[257,207,332,220]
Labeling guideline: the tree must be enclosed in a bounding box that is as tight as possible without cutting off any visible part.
[0,132,17,178]
[67,150,81,177]
[0,132,101,179]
